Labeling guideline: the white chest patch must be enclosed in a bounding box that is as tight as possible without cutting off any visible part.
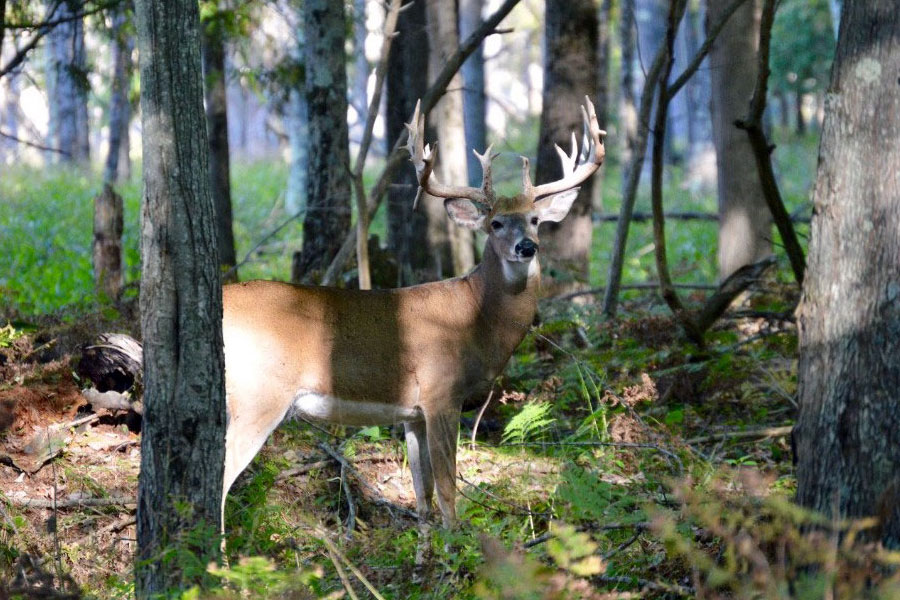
[501,258,539,285]
[290,390,424,426]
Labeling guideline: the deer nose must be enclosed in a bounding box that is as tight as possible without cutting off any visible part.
[515,238,538,258]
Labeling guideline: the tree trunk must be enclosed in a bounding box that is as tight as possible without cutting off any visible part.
[795,1,900,548]
[619,0,638,173]
[285,86,308,217]
[133,0,226,592]
[292,0,352,283]
[386,0,435,285]
[679,1,711,163]
[46,0,89,163]
[202,10,237,281]
[351,0,369,131]
[459,0,487,188]
[534,0,598,295]
[426,0,474,277]
[706,0,771,280]
[2,70,19,159]
[794,89,806,135]
[592,0,611,213]
[103,6,132,186]
[93,6,131,301]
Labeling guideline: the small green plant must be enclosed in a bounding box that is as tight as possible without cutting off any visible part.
[501,401,555,445]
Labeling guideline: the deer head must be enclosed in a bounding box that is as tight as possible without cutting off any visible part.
[406,96,606,280]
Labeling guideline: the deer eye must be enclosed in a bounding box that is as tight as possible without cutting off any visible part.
[531,216,539,226]
[491,220,503,230]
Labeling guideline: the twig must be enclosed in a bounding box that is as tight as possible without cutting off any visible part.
[684,425,792,445]
[553,282,717,302]
[470,387,494,448]
[21,338,57,361]
[457,474,553,518]
[324,544,360,600]
[0,129,65,154]
[602,527,643,559]
[276,459,335,482]
[339,463,357,536]
[319,442,418,520]
[312,525,387,600]
[524,522,649,549]
[593,574,694,597]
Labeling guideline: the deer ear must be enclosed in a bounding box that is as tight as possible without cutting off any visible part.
[534,188,579,223]
[445,198,488,230]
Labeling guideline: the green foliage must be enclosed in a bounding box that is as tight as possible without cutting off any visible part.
[501,402,555,445]
[0,323,23,347]
[770,0,836,95]
[555,465,642,524]
[546,523,603,577]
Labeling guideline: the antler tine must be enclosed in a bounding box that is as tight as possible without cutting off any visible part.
[520,156,534,197]
[405,98,490,209]
[473,144,499,204]
[530,95,607,200]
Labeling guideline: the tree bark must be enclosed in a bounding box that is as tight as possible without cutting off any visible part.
[459,0,487,188]
[386,0,433,285]
[133,0,226,592]
[535,0,598,295]
[426,0,474,277]
[202,9,237,281]
[46,0,89,163]
[103,7,132,185]
[706,0,771,280]
[292,0,352,283]
[795,1,900,548]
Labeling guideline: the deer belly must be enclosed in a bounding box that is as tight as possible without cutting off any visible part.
[289,389,424,426]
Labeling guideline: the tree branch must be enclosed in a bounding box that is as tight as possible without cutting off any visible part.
[734,0,805,285]
[322,0,522,285]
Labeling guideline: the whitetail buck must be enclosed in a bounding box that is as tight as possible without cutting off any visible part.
[221,97,605,528]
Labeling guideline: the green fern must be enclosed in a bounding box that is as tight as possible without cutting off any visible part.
[501,401,555,445]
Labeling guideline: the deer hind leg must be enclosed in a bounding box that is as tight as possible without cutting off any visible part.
[404,419,434,522]
[425,409,460,528]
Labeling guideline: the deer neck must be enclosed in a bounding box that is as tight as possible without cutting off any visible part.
[465,242,541,360]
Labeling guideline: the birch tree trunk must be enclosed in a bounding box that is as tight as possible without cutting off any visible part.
[426,0,474,277]
[795,0,900,547]
[535,0,598,294]
[292,0,352,283]
[202,10,237,280]
[133,0,226,591]
[706,0,771,279]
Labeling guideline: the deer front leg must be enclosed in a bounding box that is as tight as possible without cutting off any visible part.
[425,409,460,528]
[404,420,433,522]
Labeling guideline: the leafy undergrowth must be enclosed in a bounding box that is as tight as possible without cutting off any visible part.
[3,272,898,599]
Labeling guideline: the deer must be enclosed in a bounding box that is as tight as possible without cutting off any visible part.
[220,97,605,529]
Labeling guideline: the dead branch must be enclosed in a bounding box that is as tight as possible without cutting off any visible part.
[734,0,805,285]
[7,496,136,509]
[601,0,751,318]
[694,256,777,332]
[352,0,402,290]
[524,522,650,549]
[596,211,810,223]
[684,425,793,445]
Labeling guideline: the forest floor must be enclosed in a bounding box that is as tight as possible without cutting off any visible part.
[4,275,868,600]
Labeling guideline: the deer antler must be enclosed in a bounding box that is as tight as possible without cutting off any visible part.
[405,100,496,210]
[522,96,607,200]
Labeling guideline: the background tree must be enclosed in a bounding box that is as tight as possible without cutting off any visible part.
[534,0,598,293]
[460,0,486,189]
[201,4,237,281]
[425,0,474,277]
[133,0,226,592]
[795,1,900,547]
[385,0,432,285]
[45,0,89,163]
[92,4,132,301]
[291,0,352,283]
[706,0,770,280]
[769,0,835,135]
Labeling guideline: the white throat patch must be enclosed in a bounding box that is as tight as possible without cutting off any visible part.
[501,257,539,285]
